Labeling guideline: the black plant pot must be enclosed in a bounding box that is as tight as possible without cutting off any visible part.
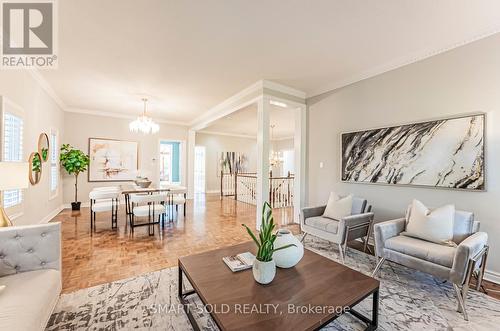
[71,202,81,211]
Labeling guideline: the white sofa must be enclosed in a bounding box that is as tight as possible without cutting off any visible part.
[0,223,61,330]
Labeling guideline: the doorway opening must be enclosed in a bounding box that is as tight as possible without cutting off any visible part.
[194,146,206,194]
[159,140,181,187]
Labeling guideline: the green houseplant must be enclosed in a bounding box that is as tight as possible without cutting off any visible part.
[60,144,90,210]
[242,202,295,284]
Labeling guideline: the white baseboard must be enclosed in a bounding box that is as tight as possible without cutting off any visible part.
[39,205,65,223]
[484,269,500,285]
[62,200,129,209]
[62,202,90,209]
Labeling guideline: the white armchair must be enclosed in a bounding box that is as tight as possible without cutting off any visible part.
[0,223,61,330]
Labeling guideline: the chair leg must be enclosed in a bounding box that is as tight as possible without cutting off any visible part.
[453,283,469,321]
[337,243,345,264]
[300,232,307,243]
[371,257,385,277]
[476,246,489,291]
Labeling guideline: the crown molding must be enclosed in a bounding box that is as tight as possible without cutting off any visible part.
[307,26,500,98]
[189,80,307,131]
[27,69,67,110]
[65,107,189,127]
[197,130,256,139]
[189,82,264,129]
[262,80,306,99]
[198,130,293,141]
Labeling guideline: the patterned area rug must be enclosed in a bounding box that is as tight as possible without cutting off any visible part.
[46,236,500,330]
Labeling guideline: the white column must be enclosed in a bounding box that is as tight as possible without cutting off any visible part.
[187,129,196,199]
[293,105,307,223]
[256,95,270,229]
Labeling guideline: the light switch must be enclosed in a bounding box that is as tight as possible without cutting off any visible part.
[319,162,324,168]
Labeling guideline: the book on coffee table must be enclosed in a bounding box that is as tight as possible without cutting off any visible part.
[222,252,255,272]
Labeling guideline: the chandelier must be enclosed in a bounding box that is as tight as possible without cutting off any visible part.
[129,98,159,134]
[269,125,283,167]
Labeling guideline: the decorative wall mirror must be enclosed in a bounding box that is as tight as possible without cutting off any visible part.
[38,133,50,162]
[29,152,42,185]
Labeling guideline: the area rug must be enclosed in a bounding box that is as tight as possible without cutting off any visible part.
[46,236,500,330]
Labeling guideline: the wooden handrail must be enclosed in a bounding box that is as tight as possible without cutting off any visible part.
[220,171,294,208]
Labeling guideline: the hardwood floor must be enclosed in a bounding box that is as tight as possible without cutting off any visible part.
[53,194,297,293]
[52,193,500,301]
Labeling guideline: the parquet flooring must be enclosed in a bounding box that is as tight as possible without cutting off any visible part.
[52,194,500,301]
[52,194,298,293]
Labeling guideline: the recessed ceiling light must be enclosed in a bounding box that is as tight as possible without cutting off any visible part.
[270,100,287,108]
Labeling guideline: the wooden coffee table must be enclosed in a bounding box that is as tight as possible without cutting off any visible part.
[178,242,379,330]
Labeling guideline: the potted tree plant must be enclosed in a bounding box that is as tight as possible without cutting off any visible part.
[60,144,90,211]
[242,202,295,284]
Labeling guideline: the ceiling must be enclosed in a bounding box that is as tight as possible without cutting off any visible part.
[200,103,295,139]
[41,0,500,124]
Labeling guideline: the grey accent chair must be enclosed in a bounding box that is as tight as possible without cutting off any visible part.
[0,222,61,330]
[372,208,488,321]
[300,196,374,263]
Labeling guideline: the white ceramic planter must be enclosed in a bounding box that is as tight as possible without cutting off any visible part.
[252,259,276,284]
[273,229,304,268]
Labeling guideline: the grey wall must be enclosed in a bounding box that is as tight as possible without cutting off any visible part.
[307,33,500,280]
[62,112,188,204]
[0,71,65,225]
[195,132,257,192]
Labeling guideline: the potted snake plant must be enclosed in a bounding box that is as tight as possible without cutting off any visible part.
[242,202,295,284]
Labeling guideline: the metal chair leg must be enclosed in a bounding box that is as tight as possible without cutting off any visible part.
[337,243,345,264]
[371,257,385,277]
[453,283,468,321]
[476,246,489,291]
[300,232,307,243]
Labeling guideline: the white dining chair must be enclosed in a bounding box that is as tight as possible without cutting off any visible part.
[89,189,120,231]
[129,193,169,235]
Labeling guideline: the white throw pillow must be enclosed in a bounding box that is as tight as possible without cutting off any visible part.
[404,199,455,245]
[323,192,353,220]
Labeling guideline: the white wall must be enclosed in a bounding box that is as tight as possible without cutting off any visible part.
[195,132,257,192]
[307,33,500,281]
[62,112,188,205]
[271,138,294,176]
[272,138,294,152]
[0,71,65,225]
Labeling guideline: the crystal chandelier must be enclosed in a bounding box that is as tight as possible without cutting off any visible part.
[269,125,283,167]
[129,98,159,134]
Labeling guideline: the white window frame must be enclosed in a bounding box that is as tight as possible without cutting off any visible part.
[1,96,25,219]
[49,128,59,200]
[157,138,186,188]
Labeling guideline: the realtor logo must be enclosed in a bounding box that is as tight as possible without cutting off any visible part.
[1,0,57,68]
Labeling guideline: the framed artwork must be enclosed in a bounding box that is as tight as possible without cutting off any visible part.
[88,138,139,182]
[218,152,247,175]
[341,114,485,191]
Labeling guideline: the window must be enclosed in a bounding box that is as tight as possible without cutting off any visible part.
[159,140,181,186]
[49,129,58,198]
[3,111,24,208]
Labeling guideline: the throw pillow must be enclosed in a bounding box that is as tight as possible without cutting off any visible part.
[323,192,353,220]
[404,199,455,245]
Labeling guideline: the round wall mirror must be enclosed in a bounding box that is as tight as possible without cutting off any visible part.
[38,133,49,162]
[29,152,42,185]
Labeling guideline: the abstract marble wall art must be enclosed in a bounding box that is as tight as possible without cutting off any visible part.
[341,114,485,190]
[218,152,247,175]
[88,138,139,182]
